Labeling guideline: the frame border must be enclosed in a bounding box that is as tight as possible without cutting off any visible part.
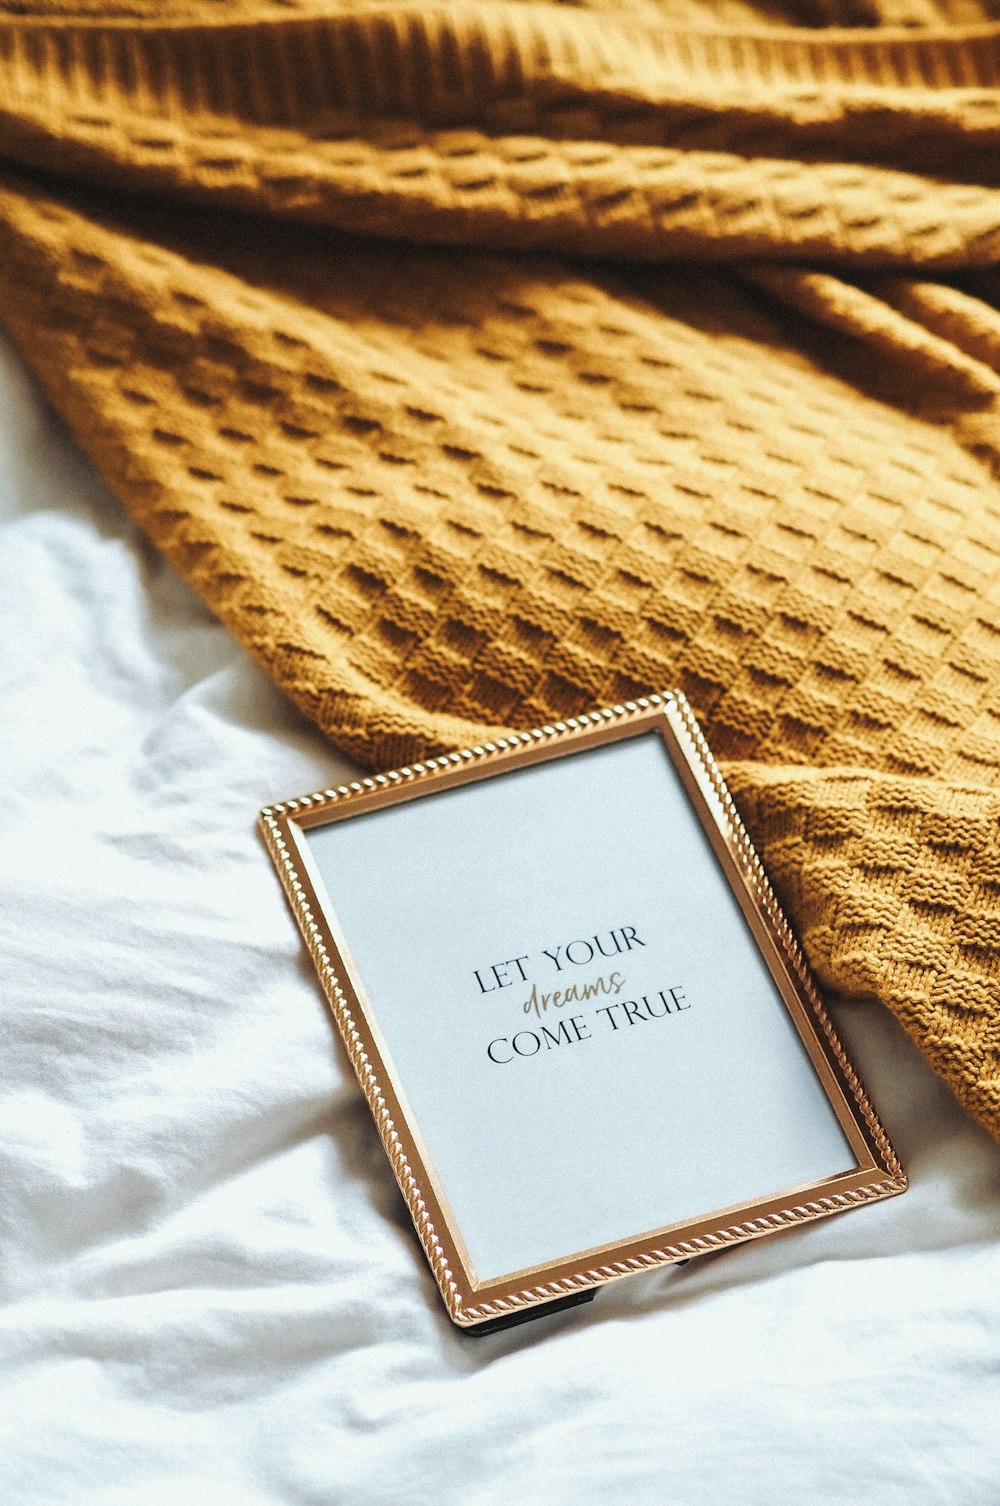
[259,691,905,1328]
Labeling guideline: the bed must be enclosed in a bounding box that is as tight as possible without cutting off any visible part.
[3,318,1000,1502]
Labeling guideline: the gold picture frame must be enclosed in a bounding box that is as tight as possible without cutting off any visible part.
[259,692,905,1331]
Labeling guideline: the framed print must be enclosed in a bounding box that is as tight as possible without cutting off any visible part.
[259,692,905,1331]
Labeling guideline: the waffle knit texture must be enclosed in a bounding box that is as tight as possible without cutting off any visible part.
[1,0,1000,1139]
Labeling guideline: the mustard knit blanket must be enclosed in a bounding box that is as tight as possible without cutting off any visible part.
[2,0,999,1140]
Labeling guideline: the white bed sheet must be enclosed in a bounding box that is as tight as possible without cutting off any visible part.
[2,326,999,1505]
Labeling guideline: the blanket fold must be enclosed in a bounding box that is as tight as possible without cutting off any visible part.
[2,0,999,1140]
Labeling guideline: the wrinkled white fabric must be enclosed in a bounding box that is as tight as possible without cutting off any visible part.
[1,326,999,1506]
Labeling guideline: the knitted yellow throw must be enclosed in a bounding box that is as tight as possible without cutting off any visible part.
[2,0,999,1139]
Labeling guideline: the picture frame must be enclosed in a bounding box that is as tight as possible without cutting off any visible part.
[259,692,905,1331]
